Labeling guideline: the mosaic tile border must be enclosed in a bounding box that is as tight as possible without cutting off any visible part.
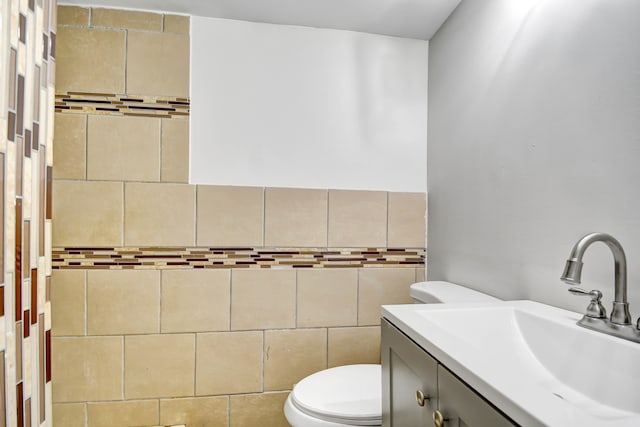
[53,247,426,270]
[54,91,190,118]
[3,0,56,424]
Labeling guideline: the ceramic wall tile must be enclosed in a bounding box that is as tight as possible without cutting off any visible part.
[163,15,189,34]
[297,269,357,327]
[56,27,125,93]
[51,336,123,402]
[229,393,289,427]
[160,396,228,427]
[358,268,415,325]
[52,180,123,246]
[264,188,327,247]
[87,115,160,182]
[50,270,84,336]
[124,183,195,246]
[52,403,86,427]
[328,190,387,247]
[230,270,295,330]
[52,114,85,180]
[126,31,189,97]
[195,331,262,396]
[160,269,230,333]
[56,6,89,26]
[86,400,159,427]
[124,334,195,399]
[87,270,160,335]
[264,329,327,391]
[91,8,162,31]
[388,192,426,248]
[196,185,263,247]
[161,119,188,183]
[328,326,381,367]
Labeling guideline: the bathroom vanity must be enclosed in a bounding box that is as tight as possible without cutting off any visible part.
[381,301,640,427]
[381,318,515,426]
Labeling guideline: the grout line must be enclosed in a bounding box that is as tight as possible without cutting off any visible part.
[57,330,224,338]
[53,177,191,185]
[72,396,174,405]
[161,13,165,32]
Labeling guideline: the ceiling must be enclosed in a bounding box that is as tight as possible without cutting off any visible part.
[58,0,462,40]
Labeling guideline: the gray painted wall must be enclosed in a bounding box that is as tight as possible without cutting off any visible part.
[427,0,640,314]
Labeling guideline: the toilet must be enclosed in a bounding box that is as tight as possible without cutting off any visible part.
[284,281,500,427]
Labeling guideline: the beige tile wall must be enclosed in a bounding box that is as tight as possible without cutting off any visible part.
[52,6,427,427]
[328,190,388,247]
[86,116,161,182]
[127,31,190,97]
[160,396,228,427]
[56,26,127,93]
[124,334,196,399]
[264,187,328,247]
[52,266,423,425]
[196,185,264,246]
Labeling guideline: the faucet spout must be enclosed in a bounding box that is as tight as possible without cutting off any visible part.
[560,232,631,325]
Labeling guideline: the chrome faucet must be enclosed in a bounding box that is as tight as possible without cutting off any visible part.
[561,232,640,343]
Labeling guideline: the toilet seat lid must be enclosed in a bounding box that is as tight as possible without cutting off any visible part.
[291,364,381,426]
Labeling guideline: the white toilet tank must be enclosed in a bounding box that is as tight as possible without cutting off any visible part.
[410,281,500,304]
[284,281,500,427]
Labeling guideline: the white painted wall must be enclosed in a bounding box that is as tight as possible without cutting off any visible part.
[191,17,428,192]
[428,0,640,313]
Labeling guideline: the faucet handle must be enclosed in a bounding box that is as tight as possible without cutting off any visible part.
[568,288,607,318]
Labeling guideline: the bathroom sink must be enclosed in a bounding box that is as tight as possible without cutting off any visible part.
[382,300,640,427]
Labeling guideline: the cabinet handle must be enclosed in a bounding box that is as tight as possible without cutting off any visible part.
[433,409,444,427]
[416,390,429,407]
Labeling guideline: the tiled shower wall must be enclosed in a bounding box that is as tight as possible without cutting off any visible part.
[51,6,426,427]
[1,0,56,425]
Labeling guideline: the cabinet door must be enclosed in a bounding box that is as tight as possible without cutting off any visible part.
[382,319,438,427]
[437,365,517,427]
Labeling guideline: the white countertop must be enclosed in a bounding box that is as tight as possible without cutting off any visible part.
[382,300,640,427]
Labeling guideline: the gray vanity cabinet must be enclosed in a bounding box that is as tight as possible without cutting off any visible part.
[438,365,516,427]
[381,319,517,427]
[381,318,439,426]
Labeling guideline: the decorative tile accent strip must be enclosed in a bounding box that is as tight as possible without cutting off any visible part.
[55,91,190,118]
[53,247,426,270]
